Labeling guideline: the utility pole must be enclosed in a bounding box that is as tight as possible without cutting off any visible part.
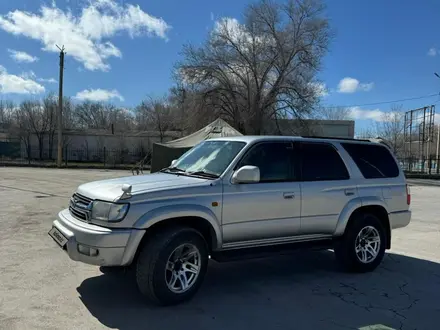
[56,45,65,168]
[435,74,440,166]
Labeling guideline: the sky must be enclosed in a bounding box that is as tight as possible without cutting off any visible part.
[0,0,440,133]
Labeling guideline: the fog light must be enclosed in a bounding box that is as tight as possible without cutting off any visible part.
[90,248,99,257]
[77,244,90,256]
[77,244,99,257]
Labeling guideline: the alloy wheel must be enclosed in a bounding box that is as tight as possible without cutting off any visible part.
[354,226,381,264]
[165,243,201,293]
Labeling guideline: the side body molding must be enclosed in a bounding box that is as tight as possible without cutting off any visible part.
[133,204,222,249]
[334,196,388,236]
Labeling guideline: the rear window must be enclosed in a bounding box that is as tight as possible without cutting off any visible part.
[341,143,399,179]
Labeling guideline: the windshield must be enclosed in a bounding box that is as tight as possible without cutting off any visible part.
[171,140,246,177]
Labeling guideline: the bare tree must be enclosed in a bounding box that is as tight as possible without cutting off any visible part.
[135,97,175,142]
[315,106,352,120]
[74,101,111,129]
[20,100,50,160]
[42,94,58,159]
[375,104,405,156]
[62,97,77,130]
[10,104,32,159]
[73,101,135,132]
[178,0,331,134]
[0,101,15,130]
[356,127,376,139]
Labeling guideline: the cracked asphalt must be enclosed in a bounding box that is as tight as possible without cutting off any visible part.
[0,168,439,330]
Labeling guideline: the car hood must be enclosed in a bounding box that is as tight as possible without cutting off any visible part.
[76,172,209,202]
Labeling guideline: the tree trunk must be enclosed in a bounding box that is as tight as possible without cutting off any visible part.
[38,136,44,160]
[48,132,55,160]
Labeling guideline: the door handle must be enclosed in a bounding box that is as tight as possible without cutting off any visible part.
[344,189,355,196]
[283,192,295,199]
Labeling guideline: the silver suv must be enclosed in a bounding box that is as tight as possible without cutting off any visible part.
[49,136,411,305]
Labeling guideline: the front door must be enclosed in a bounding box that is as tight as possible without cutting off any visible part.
[221,141,301,246]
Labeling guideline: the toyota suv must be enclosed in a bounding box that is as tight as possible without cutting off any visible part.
[48,136,411,306]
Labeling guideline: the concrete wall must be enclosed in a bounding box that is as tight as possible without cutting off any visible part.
[17,130,181,161]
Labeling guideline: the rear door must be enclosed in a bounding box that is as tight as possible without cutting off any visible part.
[299,142,358,235]
[340,142,407,212]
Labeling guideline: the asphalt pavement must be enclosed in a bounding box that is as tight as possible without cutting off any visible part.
[0,168,439,330]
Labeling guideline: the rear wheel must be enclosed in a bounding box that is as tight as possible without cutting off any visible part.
[334,213,386,272]
[136,227,209,306]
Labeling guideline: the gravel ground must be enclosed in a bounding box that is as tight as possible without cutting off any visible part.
[0,167,439,330]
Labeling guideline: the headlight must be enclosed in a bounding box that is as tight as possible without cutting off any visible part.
[91,201,129,222]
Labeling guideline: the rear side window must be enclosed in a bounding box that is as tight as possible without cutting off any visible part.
[341,143,399,179]
[300,143,349,181]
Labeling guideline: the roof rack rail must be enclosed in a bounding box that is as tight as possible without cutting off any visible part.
[300,136,372,142]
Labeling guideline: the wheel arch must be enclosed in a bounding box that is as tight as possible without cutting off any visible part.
[131,214,220,266]
[337,203,391,249]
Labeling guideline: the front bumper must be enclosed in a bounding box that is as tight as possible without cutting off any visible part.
[389,210,411,230]
[50,209,145,266]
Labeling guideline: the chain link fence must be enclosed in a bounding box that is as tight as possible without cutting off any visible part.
[398,157,440,175]
[0,144,152,170]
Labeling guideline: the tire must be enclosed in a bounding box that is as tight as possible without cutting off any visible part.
[136,226,209,306]
[334,213,386,273]
[99,266,129,274]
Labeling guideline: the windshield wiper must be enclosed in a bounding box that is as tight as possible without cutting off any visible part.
[186,170,219,179]
[160,166,186,173]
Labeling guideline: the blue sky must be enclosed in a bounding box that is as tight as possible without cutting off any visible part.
[0,0,439,132]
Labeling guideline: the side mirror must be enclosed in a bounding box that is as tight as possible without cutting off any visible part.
[170,159,177,167]
[231,166,260,184]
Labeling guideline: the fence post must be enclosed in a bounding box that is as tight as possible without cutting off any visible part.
[103,147,106,168]
[437,157,440,174]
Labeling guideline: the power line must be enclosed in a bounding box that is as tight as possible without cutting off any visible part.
[324,93,439,109]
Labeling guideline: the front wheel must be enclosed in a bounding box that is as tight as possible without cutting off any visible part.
[334,213,386,273]
[136,227,209,306]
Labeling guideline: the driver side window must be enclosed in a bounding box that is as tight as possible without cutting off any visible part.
[237,142,294,182]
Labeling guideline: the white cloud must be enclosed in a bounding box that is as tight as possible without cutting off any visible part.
[352,107,440,124]
[20,70,36,80]
[8,49,38,63]
[428,48,437,56]
[337,77,374,93]
[74,88,124,102]
[0,0,171,71]
[0,65,45,94]
[349,107,404,122]
[38,77,57,84]
[338,77,358,93]
[349,107,384,121]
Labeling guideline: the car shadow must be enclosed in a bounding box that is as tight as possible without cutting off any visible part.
[77,250,440,330]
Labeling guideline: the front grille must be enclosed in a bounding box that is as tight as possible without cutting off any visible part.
[69,193,93,221]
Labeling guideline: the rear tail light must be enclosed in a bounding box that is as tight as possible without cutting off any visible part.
[406,184,411,205]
